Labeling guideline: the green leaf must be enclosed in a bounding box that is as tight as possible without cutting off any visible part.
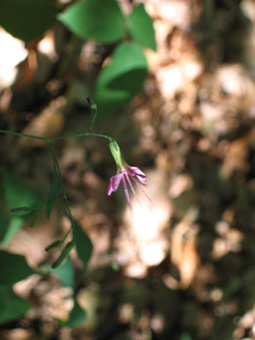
[0,251,36,286]
[0,0,58,42]
[127,3,156,51]
[0,171,43,247]
[0,285,30,325]
[10,207,32,216]
[65,297,86,327]
[40,257,74,287]
[72,220,93,271]
[1,171,43,210]
[52,240,75,268]
[51,257,74,287]
[58,0,124,43]
[2,218,24,249]
[94,42,148,116]
[47,161,62,220]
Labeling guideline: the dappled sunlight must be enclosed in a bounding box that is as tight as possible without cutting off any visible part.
[156,56,202,100]
[127,200,169,240]
[220,128,255,179]
[38,31,58,62]
[9,217,55,268]
[212,222,244,260]
[0,28,27,88]
[170,207,200,289]
[120,169,172,274]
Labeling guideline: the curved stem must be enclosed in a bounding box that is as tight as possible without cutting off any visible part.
[0,129,115,144]
[0,129,51,142]
[50,132,114,143]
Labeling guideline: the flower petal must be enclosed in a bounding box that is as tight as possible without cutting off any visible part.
[121,175,132,209]
[132,176,151,201]
[125,173,142,206]
[107,164,149,209]
[128,166,147,183]
[107,173,123,195]
[125,173,136,196]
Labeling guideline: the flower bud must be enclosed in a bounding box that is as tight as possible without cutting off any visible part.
[109,140,124,169]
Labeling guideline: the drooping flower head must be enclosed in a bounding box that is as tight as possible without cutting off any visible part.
[107,140,149,209]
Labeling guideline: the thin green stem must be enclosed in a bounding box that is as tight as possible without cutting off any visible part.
[0,129,115,144]
[50,132,114,143]
[0,129,51,142]
[87,96,97,133]
[62,227,72,242]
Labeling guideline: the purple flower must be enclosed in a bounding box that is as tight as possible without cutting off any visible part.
[107,140,149,208]
[107,165,148,209]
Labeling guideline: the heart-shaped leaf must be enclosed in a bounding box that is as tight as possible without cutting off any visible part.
[0,0,58,42]
[94,42,148,116]
[127,3,156,51]
[58,0,124,43]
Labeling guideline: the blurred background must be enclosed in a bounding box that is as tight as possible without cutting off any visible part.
[1,0,255,339]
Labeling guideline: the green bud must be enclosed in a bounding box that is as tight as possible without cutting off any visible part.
[109,140,123,169]
[45,239,64,252]
[86,96,97,111]
[10,207,31,216]
[52,240,75,268]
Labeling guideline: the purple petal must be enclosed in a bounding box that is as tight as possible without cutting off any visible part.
[125,173,136,196]
[121,175,132,209]
[107,165,149,209]
[107,173,123,195]
[128,166,147,183]
[125,174,142,206]
[132,176,151,202]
